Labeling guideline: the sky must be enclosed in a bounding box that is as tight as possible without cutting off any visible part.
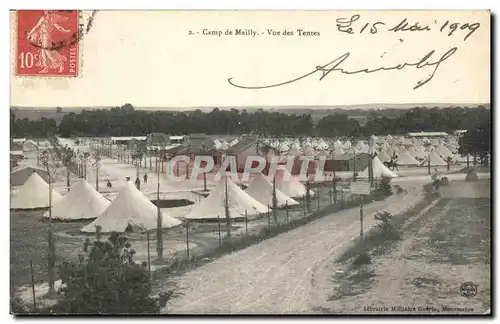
[10,10,490,108]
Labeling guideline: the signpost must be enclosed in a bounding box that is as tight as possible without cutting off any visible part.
[350,181,370,243]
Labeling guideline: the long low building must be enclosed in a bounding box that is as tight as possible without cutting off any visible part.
[407,131,449,138]
[110,136,147,144]
[111,135,185,145]
[324,152,372,172]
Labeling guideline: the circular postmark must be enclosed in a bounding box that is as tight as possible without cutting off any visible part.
[460,282,478,298]
[26,10,97,51]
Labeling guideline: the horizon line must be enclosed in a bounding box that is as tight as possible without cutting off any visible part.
[10,102,490,110]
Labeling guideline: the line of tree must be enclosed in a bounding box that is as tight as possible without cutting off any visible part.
[458,123,491,166]
[10,103,490,139]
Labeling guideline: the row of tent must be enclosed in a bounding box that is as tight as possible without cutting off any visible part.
[10,167,315,232]
[260,137,465,162]
[262,135,458,151]
[12,139,53,152]
[10,151,448,233]
[10,172,181,232]
[376,149,454,167]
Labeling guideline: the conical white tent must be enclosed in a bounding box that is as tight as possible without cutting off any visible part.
[316,139,329,150]
[393,145,405,154]
[10,172,62,210]
[80,181,181,232]
[275,167,314,198]
[332,147,345,156]
[44,179,111,220]
[359,145,370,154]
[396,151,420,166]
[10,165,50,186]
[421,150,447,166]
[230,138,239,147]
[453,153,470,163]
[376,150,391,163]
[302,146,316,156]
[403,138,413,146]
[342,140,352,150]
[333,140,343,149]
[436,144,454,159]
[355,141,366,151]
[358,156,398,178]
[269,140,280,148]
[410,146,427,160]
[23,140,39,152]
[385,147,395,159]
[214,139,227,150]
[280,143,290,152]
[245,173,299,208]
[317,149,330,157]
[288,147,302,156]
[185,176,268,220]
[448,144,458,154]
[290,141,301,151]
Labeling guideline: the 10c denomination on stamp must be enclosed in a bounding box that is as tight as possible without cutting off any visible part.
[16,10,79,77]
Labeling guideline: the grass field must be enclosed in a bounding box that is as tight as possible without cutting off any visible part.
[10,185,339,294]
[10,211,84,288]
[320,180,491,314]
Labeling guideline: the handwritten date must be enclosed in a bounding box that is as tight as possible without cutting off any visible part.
[336,14,480,41]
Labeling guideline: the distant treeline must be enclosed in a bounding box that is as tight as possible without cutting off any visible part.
[10,103,491,139]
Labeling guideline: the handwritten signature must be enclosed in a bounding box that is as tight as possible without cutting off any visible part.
[228,47,458,90]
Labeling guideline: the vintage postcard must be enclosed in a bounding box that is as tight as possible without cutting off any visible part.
[9,10,491,315]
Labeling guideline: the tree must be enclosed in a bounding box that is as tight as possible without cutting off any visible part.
[373,175,393,200]
[10,109,16,136]
[445,156,453,171]
[90,152,102,191]
[42,230,175,314]
[316,113,360,138]
[58,144,75,192]
[458,124,490,167]
[56,107,63,113]
[374,211,400,241]
[39,148,59,294]
[9,105,492,139]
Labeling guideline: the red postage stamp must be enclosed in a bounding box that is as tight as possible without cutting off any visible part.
[16,10,80,77]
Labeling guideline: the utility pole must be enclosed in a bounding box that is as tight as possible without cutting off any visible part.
[91,152,101,191]
[224,176,231,238]
[136,154,140,180]
[368,138,374,187]
[156,150,163,260]
[41,151,55,294]
[353,146,357,182]
[360,194,364,243]
[272,173,278,224]
[64,149,72,192]
[332,152,337,204]
[428,148,432,175]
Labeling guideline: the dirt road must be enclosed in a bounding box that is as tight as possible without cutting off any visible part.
[314,180,491,314]
[163,182,425,314]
